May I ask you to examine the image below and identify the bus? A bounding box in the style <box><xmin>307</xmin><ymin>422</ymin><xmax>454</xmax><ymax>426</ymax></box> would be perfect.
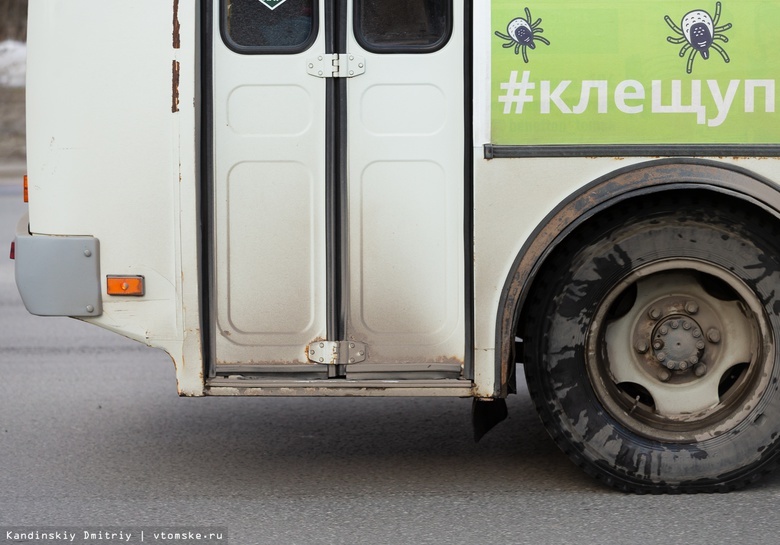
<box><xmin>12</xmin><ymin>0</ymin><xmax>780</xmax><ymax>492</ymax></box>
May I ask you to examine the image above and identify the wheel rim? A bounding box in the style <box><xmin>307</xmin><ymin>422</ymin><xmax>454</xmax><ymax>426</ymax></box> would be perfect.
<box><xmin>586</xmin><ymin>259</ymin><xmax>774</xmax><ymax>443</ymax></box>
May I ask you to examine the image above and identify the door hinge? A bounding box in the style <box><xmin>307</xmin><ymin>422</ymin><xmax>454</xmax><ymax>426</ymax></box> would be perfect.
<box><xmin>307</xmin><ymin>341</ymin><xmax>367</xmax><ymax>364</ymax></box>
<box><xmin>307</xmin><ymin>54</ymin><xmax>366</xmax><ymax>78</ymax></box>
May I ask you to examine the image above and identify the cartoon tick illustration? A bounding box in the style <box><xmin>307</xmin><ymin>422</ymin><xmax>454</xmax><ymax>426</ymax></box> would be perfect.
<box><xmin>665</xmin><ymin>1</ymin><xmax>732</xmax><ymax>74</ymax></box>
<box><xmin>495</xmin><ymin>7</ymin><xmax>550</xmax><ymax>63</ymax></box>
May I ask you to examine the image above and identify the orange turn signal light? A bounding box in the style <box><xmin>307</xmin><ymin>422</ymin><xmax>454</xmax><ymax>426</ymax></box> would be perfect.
<box><xmin>23</xmin><ymin>175</ymin><xmax>28</xmax><ymax>203</ymax></box>
<box><xmin>106</xmin><ymin>275</ymin><xmax>145</xmax><ymax>296</ymax></box>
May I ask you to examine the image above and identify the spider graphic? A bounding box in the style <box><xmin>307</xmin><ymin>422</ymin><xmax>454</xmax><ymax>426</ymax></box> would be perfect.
<box><xmin>495</xmin><ymin>7</ymin><xmax>550</xmax><ymax>63</ymax></box>
<box><xmin>665</xmin><ymin>1</ymin><xmax>732</xmax><ymax>74</ymax></box>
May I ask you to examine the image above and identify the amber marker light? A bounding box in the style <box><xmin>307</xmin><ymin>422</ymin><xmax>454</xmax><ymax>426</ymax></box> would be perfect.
<box><xmin>106</xmin><ymin>275</ymin><xmax>145</xmax><ymax>296</ymax></box>
<box><xmin>23</xmin><ymin>175</ymin><xmax>28</xmax><ymax>203</ymax></box>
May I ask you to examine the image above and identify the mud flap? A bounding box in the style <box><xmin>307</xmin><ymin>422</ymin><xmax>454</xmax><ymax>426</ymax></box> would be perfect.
<box><xmin>472</xmin><ymin>398</ymin><xmax>508</xmax><ymax>442</ymax></box>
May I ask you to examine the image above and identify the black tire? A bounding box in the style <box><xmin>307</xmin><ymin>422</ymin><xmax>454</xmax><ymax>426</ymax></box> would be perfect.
<box><xmin>522</xmin><ymin>195</ymin><xmax>780</xmax><ymax>493</ymax></box>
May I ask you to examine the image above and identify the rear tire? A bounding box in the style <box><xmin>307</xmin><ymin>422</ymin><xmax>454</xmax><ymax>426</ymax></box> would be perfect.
<box><xmin>522</xmin><ymin>196</ymin><xmax>780</xmax><ymax>492</ymax></box>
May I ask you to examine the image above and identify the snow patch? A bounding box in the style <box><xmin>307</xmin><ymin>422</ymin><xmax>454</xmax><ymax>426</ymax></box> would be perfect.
<box><xmin>0</xmin><ymin>40</ymin><xmax>27</xmax><ymax>87</ymax></box>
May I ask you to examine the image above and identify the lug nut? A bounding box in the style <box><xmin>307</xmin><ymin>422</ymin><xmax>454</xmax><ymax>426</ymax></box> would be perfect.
<box><xmin>648</xmin><ymin>308</ymin><xmax>662</xmax><ymax>320</ymax></box>
<box><xmin>685</xmin><ymin>301</ymin><xmax>699</xmax><ymax>314</ymax></box>
<box><xmin>707</xmin><ymin>328</ymin><xmax>721</xmax><ymax>343</ymax></box>
<box><xmin>657</xmin><ymin>369</ymin><xmax>671</xmax><ymax>382</ymax></box>
<box><xmin>694</xmin><ymin>363</ymin><xmax>707</xmax><ymax>377</ymax></box>
<box><xmin>635</xmin><ymin>341</ymin><xmax>649</xmax><ymax>354</ymax></box>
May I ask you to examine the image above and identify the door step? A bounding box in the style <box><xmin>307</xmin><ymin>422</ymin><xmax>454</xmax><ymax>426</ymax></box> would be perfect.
<box><xmin>205</xmin><ymin>376</ymin><xmax>473</xmax><ymax>397</ymax></box>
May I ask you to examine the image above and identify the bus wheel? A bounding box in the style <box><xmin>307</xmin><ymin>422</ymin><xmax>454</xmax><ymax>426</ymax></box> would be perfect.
<box><xmin>522</xmin><ymin>197</ymin><xmax>780</xmax><ymax>492</ymax></box>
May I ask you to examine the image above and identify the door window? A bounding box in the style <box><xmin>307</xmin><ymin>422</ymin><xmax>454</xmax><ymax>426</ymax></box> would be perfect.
<box><xmin>223</xmin><ymin>0</ymin><xmax>317</xmax><ymax>52</ymax></box>
<box><xmin>354</xmin><ymin>0</ymin><xmax>451</xmax><ymax>52</ymax></box>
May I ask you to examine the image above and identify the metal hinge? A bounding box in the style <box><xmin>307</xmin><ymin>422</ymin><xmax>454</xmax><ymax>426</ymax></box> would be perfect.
<box><xmin>307</xmin><ymin>341</ymin><xmax>367</xmax><ymax>364</ymax></box>
<box><xmin>306</xmin><ymin>54</ymin><xmax>366</xmax><ymax>78</ymax></box>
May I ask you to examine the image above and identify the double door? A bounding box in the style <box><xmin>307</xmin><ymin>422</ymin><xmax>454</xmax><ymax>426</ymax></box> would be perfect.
<box><xmin>212</xmin><ymin>0</ymin><xmax>465</xmax><ymax>373</ymax></box>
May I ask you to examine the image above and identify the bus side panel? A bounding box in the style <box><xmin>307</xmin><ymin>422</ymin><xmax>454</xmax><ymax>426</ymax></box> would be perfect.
<box><xmin>24</xmin><ymin>1</ymin><xmax>203</xmax><ymax>393</ymax></box>
<box><xmin>471</xmin><ymin>154</ymin><xmax>780</xmax><ymax>397</ymax></box>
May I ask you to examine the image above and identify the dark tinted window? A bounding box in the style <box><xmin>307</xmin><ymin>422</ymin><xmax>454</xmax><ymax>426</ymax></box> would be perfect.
<box><xmin>224</xmin><ymin>0</ymin><xmax>316</xmax><ymax>51</ymax></box>
<box><xmin>355</xmin><ymin>0</ymin><xmax>451</xmax><ymax>52</ymax></box>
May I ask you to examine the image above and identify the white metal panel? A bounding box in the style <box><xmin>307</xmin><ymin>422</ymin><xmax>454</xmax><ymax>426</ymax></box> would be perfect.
<box><xmin>345</xmin><ymin>8</ymin><xmax>466</xmax><ymax>364</ymax></box>
<box><xmin>224</xmin><ymin>161</ymin><xmax>319</xmax><ymax>336</ymax></box>
<box><xmin>25</xmin><ymin>2</ymin><xmax>189</xmax><ymax>344</ymax></box>
<box><xmin>212</xmin><ymin>1</ymin><xmax>328</xmax><ymax>365</ymax></box>
<box><xmin>25</xmin><ymin>0</ymin><xmax>203</xmax><ymax>393</ymax></box>
<box><xmin>472</xmin><ymin>0</ymin><xmax>492</xmax><ymax>145</ymax></box>
<box><xmin>469</xmin><ymin>155</ymin><xmax>780</xmax><ymax>396</ymax></box>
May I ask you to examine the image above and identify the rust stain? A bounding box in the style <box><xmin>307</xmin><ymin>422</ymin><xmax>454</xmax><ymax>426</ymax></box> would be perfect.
<box><xmin>172</xmin><ymin>0</ymin><xmax>181</xmax><ymax>49</ymax></box>
<box><xmin>171</xmin><ymin>60</ymin><xmax>180</xmax><ymax>113</ymax></box>
<box><xmin>430</xmin><ymin>355</ymin><xmax>465</xmax><ymax>366</ymax></box>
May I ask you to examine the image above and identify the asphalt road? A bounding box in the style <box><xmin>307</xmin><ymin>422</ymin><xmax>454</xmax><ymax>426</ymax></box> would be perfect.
<box><xmin>3</xmin><ymin>165</ymin><xmax>780</xmax><ymax>544</ymax></box>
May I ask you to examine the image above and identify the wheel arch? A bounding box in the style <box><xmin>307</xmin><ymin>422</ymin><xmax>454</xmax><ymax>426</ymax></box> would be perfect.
<box><xmin>495</xmin><ymin>158</ymin><xmax>780</xmax><ymax>397</ymax></box>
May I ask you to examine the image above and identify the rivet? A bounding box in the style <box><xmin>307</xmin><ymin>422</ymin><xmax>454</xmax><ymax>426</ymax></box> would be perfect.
<box><xmin>670</xmin><ymin>320</ymin><xmax>679</xmax><ymax>329</ymax></box>
<box><xmin>679</xmin><ymin>361</ymin><xmax>689</xmax><ymax>371</ymax></box>
<box><xmin>659</xmin><ymin>326</ymin><xmax>669</xmax><ymax>335</ymax></box>
<box><xmin>689</xmin><ymin>355</ymin><xmax>699</xmax><ymax>364</ymax></box>
<box><xmin>349</xmin><ymin>358</ymin><xmax>355</xmax><ymax>363</ymax></box>
<box><xmin>685</xmin><ymin>301</ymin><xmax>699</xmax><ymax>314</ymax></box>
<box><xmin>696</xmin><ymin>340</ymin><xmax>705</xmax><ymax>350</ymax></box>
<box><xmin>692</xmin><ymin>328</ymin><xmax>702</xmax><ymax>338</ymax></box>
<box><xmin>121</xmin><ymin>282</ymin><xmax>129</xmax><ymax>291</ymax></box>
<box><xmin>358</xmin><ymin>351</ymin><xmax>364</xmax><ymax>356</ymax></box>
<box><xmin>86</xmin><ymin>305</ymin><xmax>94</xmax><ymax>313</ymax></box>
<box><xmin>653</xmin><ymin>340</ymin><xmax>664</xmax><ymax>350</ymax></box>
<box><xmin>682</xmin><ymin>320</ymin><xmax>691</xmax><ymax>330</ymax></box>
<box><xmin>349</xmin><ymin>70</ymin><xmax>354</xmax><ymax>75</ymax></box>
<box><xmin>319</xmin><ymin>358</ymin><xmax>324</xmax><ymax>362</ymax></box>
<box><xmin>349</xmin><ymin>343</ymin><xmax>355</xmax><ymax>349</ymax></box>
<box><xmin>310</xmin><ymin>350</ymin><xmax>315</xmax><ymax>355</ymax></box>
<box><xmin>657</xmin><ymin>351</ymin><xmax>667</xmax><ymax>362</ymax></box>
<box><xmin>319</xmin><ymin>342</ymin><xmax>325</xmax><ymax>348</ymax></box>
<box><xmin>308</xmin><ymin>63</ymin><xmax>314</xmax><ymax>68</ymax></box>
<box><xmin>84</xmin><ymin>249</ymin><xmax>92</xmax><ymax>257</ymax></box>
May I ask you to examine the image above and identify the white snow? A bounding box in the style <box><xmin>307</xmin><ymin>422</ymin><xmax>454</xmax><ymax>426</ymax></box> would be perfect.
<box><xmin>0</xmin><ymin>40</ymin><xmax>27</xmax><ymax>87</ymax></box>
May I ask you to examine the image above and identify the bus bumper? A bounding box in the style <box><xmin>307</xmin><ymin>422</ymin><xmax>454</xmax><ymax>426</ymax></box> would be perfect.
<box><xmin>14</xmin><ymin>213</ymin><xmax>103</xmax><ymax>317</ymax></box>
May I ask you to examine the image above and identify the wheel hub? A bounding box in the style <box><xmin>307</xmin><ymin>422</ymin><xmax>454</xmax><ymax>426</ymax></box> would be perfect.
<box><xmin>631</xmin><ymin>295</ymin><xmax>716</xmax><ymax>383</ymax></box>
<box><xmin>652</xmin><ymin>316</ymin><xmax>704</xmax><ymax>371</ymax></box>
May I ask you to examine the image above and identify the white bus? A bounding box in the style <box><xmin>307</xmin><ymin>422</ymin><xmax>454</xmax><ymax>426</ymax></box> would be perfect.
<box><xmin>12</xmin><ymin>0</ymin><xmax>780</xmax><ymax>492</ymax></box>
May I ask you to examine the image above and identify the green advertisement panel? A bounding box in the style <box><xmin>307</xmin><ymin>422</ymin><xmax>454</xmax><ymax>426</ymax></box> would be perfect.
<box><xmin>491</xmin><ymin>1</ymin><xmax>780</xmax><ymax>145</ymax></box>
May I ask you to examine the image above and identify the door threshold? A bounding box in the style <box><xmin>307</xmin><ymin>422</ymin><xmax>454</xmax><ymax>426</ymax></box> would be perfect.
<box><xmin>205</xmin><ymin>376</ymin><xmax>474</xmax><ymax>397</ymax></box>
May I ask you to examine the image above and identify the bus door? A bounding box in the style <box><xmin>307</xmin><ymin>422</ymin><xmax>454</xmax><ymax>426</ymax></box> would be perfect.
<box><xmin>212</xmin><ymin>0</ymin><xmax>465</xmax><ymax>376</ymax></box>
